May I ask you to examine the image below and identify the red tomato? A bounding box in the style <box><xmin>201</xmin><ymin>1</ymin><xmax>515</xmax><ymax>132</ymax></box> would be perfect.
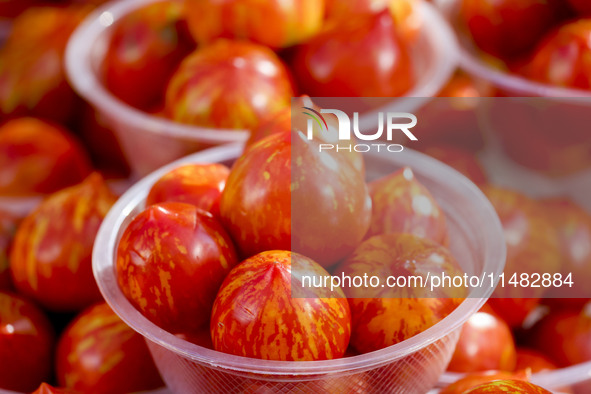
<box><xmin>367</xmin><ymin>167</ymin><xmax>448</xmax><ymax>244</ymax></box>
<box><xmin>175</xmin><ymin>326</ymin><xmax>214</xmax><ymax>349</ymax></box>
<box><xmin>165</xmin><ymin>39</ymin><xmax>294</xmax><ymax>130</ymax></box>
<box><xmin>0</xmin><ymin>0</ymin><xmax>39</xmax><ymax>18</ymax></box>
<box><xmin>0</xmin><ymin>6</ymin><xmax>89</xmax><ymax>123</ymax></box>
<box><xmin>487</xmin><ymin>298</ymin><xmax>540</xmax><ymax>329</ymax></box>
<box><xmin>514</xmin><ymin>348</ymin><xmax>557</xmax><ymax>373</ymax></box>
<box><xmin>335</xmin><ymin>233</ymin><xmax>464</xmax><ymax>354</ymax></box>
<box><xmin>185</xmin><ymin>0</ymin><xmax>324</xmax><ymax>48</ymax></box>
<box><xmin>10</xmin><ymin>173</ymin><xmax>117</xmax><ymax>311</ymax></box>
<box><xmin>527</xmin><ymin>306</ymin><xmax>591</xmax><ymax>367</ymax></box>
<box><xmin>146</xmin><ymin>163</ymin><xmax>230</xmax><ymax>217</ymax></box>
<box><xmin>56</xmin><ymin>303</ymin><xmax>163</xmax><ymax>393</ymax></box>
<box><xmin>116</xmin><ymin>202</ymin><xmax>238</xmax><ymax>333</ymax></box>
<box><xmin>0</xmin><ymin>210</ymin><xmax>17</xmax><ymax>290</ymax></box>
<box><xmin>440</xmin><ymin>370</ymin><xmax>529</xmax><ymax>394</ymax></box>
<box><xmin>324</xmin><ymin>0</ymin><xmax>421</xmax><ymax>42</ymax></box>
<box><xmin>460</xmin><ymin>0</ymin><xmax>562</xmax><ymax>59</ymax></box>
<box><xmin>292</xmin><ymin>10</ymin><xmax>414</xmax><ymax>97</ymax></box>
<box><xmin>0</xmin><ymin>118</ymin><xmax>92</xmax><ymax>196</ymax></box>
<box><xmin>448</xmin><ymin>310</ymin><xmax>517</xmax><ymax>373</ymax></box>
<box><xmin>0</xmin><ymin>291</ymin><xmax>54</xmax><ymax>392</ymax></box>
<box><xmin>568</xmin><ymin>0</ymin><xmax>591</xmax><ymax>15</ymax></box>
<box><xmin>32</xmin><ymin>383</ymin><xmax>79</xmax><ymax>394</ymax></box>
<box><xmin>211</xmin><ymin>250</ymin><xmax>351</xmax><ymax>361</ymax></box>
<box><xmin>465</xmin><ymin>379</ymin><xmax>551</xmax><ymax>393</ymax></box>
<box><xmin>525</xmin><ymin>19</ymin><xmax>591</xmax><ymax>89</ymax></box>
<box><xmin>220</xmin><ymin>132</ymin><xmax>291</xmax><ymax>258</ymax></box>
<box><xmin>420</xmin><ymin>146</ymin><xmax>487</xmax><ymax>185</ymax></box>
<box><xmin>103</xmin><ymin>1</ymin><xmax>195</xmax><ymax>110</ymax></box>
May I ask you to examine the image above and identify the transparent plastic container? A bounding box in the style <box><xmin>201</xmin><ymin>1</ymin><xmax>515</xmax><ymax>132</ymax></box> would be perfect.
<box><xmin>66</xmin><ymin>0</ymin><xmax>458</xmax><ymax>177</ymax></box>
<box><xmin>93</xmin><ymin>143</ymin><xmax>505</xmax><ymax>393</ymax></box>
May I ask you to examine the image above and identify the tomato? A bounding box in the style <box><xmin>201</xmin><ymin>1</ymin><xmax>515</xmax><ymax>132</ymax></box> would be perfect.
<box><xmin>448</xmin><ymin>310</ymin><xmax>517</xmax><ymax>372</ymax></box>
<box><xmin>10</xmin><ymin>173</ymin><xmax>117</xmax><ymax>311</ymax></box>
<box><xmin>0</xmin><ymin>118</ymin><xmax>92</xmax><ymax>196</ymax></box>
<box><xmin>241</xmin><ymin>374</ymin><xmax>369</xmax><ymax>393</ymax></box>
<box><xmin>0</xmin><ymin>210</ymin><xmax>17</xmax><ymax>290</ymax></box>
<box><xmin>0</xmin><ymin>0</ymin><xmax>39</xmax><ymax>18</ymax></box>
<box><xmin>367</xmin><ymin>167</ymin><xmax>448</xmax><ymax>244</ymax></box>
<box><xmin>32</xmin><ymin>383</ymin><xmax>79</xmax><ymax>394</ymax></box>
<box><xmin>246</xmin><ymin>96</ymin><xmax>365</xmax><ymax>176</ymax></box>
<box><xmin>335</xmin><ymin>233</ymin><xmax>464</xmax><ymax>354</ymax></box>
<box><xmin>103</xmin><ymin>1</ymin><xmax>195</xmax><ymax>110</ymax></box>
<box><xmin>117</xmin><ymin>202</ymin><xmax>238</xmax><ymax>333</ymax></box>
<box><xmin>460</xmin><ymin>0</ymin><xmax>562</xmax><ymax>59</ymax></box>
<box><xmin>292</xmin><ymin>10</ymin><xmax>413</xmax><ymax>97</ymax></box>
<box><xmin>514</xmin><ymin>348</ymin><xmax>557</xmax><ymax>373</ymax></box>
<box><xmin>56</xmin><ymin>303</ymin><xmax>163</xmax><ymax>393</ymax></box>
<box><xmin>527</xmin><ymin>306</ymin><xmax>591</xmax><ymax>367</ymax></box>
<box><xmin>420</xmin><ymin>146</ymin><xmax>487</xmax><ymax>185</ymax></box>
<box><xmin>185</xmin><ymin>0</ymin><xmax>323</xmax><ymax>48</ymax></box>
<box><xmin>440</xmin><ymin>370</ymin><xmax>529</xmax><ymax>394</ymax></box>
<box><xmin>165</xmin><ymin>39</ymin><xmax>294</xmax><ymax>130</ymax></box>
<box><xmin>211</xmin><ymin>250</ymin><xmax>351</xmax><ymax>361</ymax></box>
<box><xmin>568</xmin><ymin>0</ymin><xmax>591</xmax><ymax>15</ymax></box>
<box><xmin>325</xmin><ymin>0</ymin><xmax>420</xmax><ymax>42</ymax></box>
<box><xmin>220</xmin><ymin>132</ymin><xmax>291</xmax><ymax>258</ymax></box>
<box><xmin>146</xmin><ymin>163</ymin><xmax>230</xmax><ymax>218</ymax></box>
<box><xmin>465</xmin><ymin>379</ymin><xmax>551</xmax><ymax>393</ymax></box>
<box><xmin>0</xmin><ymin>291</ymin><xmax>54</xmax><ymax>392</ymax></box>
<box><xmin>175</xmin><ymin>326</ymin><xmax>214</xmax><ymax>349</ymax></box>
<box><xmin>0</xmin><ymin>6</ymin><xmax>89</xmax><ymax>123</ymax></box>
<box><xmin>524</xmin><ymin>19</ymin><xmax>591</xmax><ymax>89</ymax></box>
<box><xmin>483</xmin><ymin>186</ymin><xmax>561</xmax><ymax>326</ymax></box>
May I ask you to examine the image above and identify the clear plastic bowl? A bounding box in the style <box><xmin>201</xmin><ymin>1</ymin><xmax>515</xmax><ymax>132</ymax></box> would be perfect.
<box><xmin>65</xmin><ymin>0</ymin><xmax>458</xmax><ymax>177</ymax></box>
<box><xmin>93</xmin><ymin>143</ymin><xmax>505</xmax><ymax>393</ymax></box>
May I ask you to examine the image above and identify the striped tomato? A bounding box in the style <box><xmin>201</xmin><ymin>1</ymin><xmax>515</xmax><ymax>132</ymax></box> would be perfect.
<box><xmin>56</xmin><ymin>303</ymin><xmax>163</xmax><ymax>393</ymax></box>
<box><xmin>116</xmin><ymin>202</ymin><xmax>238</xmax><ymax>333</ymax></box>
<box><xmin>465</xmin><ymin>380</ymin><xmax>550</xmax><ymax>393</ymax></box>
<box><xmin>211</xmin><ymin>250</ymin><xmax>351</xmax><ymax>361</ymax></box>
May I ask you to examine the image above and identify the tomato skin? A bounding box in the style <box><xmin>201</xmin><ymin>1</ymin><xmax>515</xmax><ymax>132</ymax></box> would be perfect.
<box><xmin>220</xmin><ymin>132</ymin><xmax>291</xmax><ymax>258</ymax></box>
<box><xmin>335</xmin><ymin>233</ymin><xmax>464</xmax><ymax>354</ymax></box>
<box><xmin>103</xmin><ymin>1</ymin><xmax>195</xmax><ymax>110</ymax></box>
<box><xmin>146</xmin><ymin>163</ymin><xmax>230</xmax><ymax>217</ymax></box>
<box><xmin>185</xmin><ymin>0</ymin><xmax>324</xmax><ymax>48</ymax></box>
<box><xmin>0</xmin><ymin>291</ymin><xmax>55</xmax><ymax>392</ymax></box>
<box><xmin>568</xmin><ymin>0</ymin><xmax>591</xmax><ymax>15</ymax></box>
<box><xmin>32</xmin><ymin>383</ymin><xmax>79</xmax><ymax>394</ymax></box>
<box><xmin>420</xmin><ymin>146</ymin><xmax>487</xmax><ymax>185</ymax></box>
<box><xmin>0</xmin><ymin>1</ymin><xmax>39</xmax><ymax>18</ymax></box>
<box><xmin>117</xmin><ymin>202</ymin><xmax>238</xmax><ymax>333</ymax></box>
<box><xmin>440</xmin><ymin>370</ymin><xmax>529</xmax><ymax>394</ymax></box>
<box><xmin>465</xmin><ymin>379</ymin><xmax>551</xmax><ymax>394</ymax></box>
<box><xmin>0</xmin><ymin>211</ymin><xmax>17</xmax><ymax>290</ymax></box>
<box><xmin>292</xmin><ymin>10</ymin><xmax>413</xmax><ymax>97</ymax></box>
<box><xmin>211</xmin><ymin>250</ymin><xmax>351</xmax><ymax>361</ymax></box>
<box><xmin>447</xmin><ymin>310</ymin><xmax>517</xmax><ymax>373</ymax></box>
<box><xmin>10</xmin><ymin>173</ymin><xmax>116</xmax><ymax>311</ymax></box>
<box><xmin>524</xmin><ymin>19</ymin><xmax>591</xmax><ymax>89</ymax></box>
<box><xmin>514</xmin><ymin>348</ymin><xmax>557</xmax><ymax>373</ymax></box>
<box><xmin>367</xmin><ymin>167</ymin><xmax>448</xmax><ymax>244</ymax></box>
<box><xmin>164</xmin><ymin>39</ymin><xmax>294</xmax><ymax>130</ymax></box>
<box><xmin>460</xmin><ymin>0</ymin><xmax>561</xmax><ymax>59</ymax></box>
<box><xmin>56</xmin><ymin>303</ymin><xmax>163</xmax><ymax>393</ymax></box>
<box><xmin>0</xmin><ymin>6</ymin><xmax>88</xmax><ymax>123</ymax></box>
<box><xmin>0</xmin><ymin>118</ymin><xmax>92</xmax><ymax>196</ymax></box>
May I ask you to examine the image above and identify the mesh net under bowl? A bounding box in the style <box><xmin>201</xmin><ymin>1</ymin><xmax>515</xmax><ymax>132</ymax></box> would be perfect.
<box><xmin>93</xmin><ymin>143</ymin><xmax>505</xmax><ymax>393</ymax></box>
<box><xmin>65</xmin><ymin>0</ymin><xmax>458</xmax><ymax>177</ymax></box>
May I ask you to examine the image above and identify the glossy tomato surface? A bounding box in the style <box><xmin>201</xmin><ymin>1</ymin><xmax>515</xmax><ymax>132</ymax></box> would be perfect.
<box><xmin>335</xmin><ymin>233</ymin><xmax>464</xmax><ymax>354</ymax></box>
<box><xmin>525</xmin><ymin>19</ymin><xmax>591</xmax><ymax>89</ymax></box>
<box><xmin>292</xmin><ymin>10</ymin><xmax>413</xmax><ymax>97</ymax></box>
<box><xmin>460</xmin><ymin>0</ymin><xmax>562</xmax><ymax>59</ymax></box>
<box><xmin>514</xmin><ymin>348</ymin><xmax>557</xmax><ymax>373</ymax></box>
<box><xmin>0</xmin><ymin>291</ymin><xmax>54</xmax><ymax>392</ymax></box>
<box><xmin>367</xmin><ymin>167</ymin><xmax>448</xmax><ymax>244</ymax></box>
<box><xmin>464</xmin><ymin>379</ymin><xmax>551</xmax><ymax>394</ymax></box>
<box><xmin>116</xmin><ymin>202</ymin><xmax>238</xmax><ymax>333</ymax></box>
<box><xmin>447</xmin><ymin>310</ymin><xmax>517</xmax><ymax>372</ymax></box>
<box><xmin>56</xmin><ymin>303</ymin><xmax>163</xmax><ymax>393</ymax></box>
<box><xmin>185</xmin><ymin>0</ymin><xmax>324</xmax><ymax>48</ymax></box>
<box><xmin>165</xmin><ymin>39</ymin><xmax>294</xmax><ymax>130</ymax></box>
<box><xmin>0</xmin><ymin>6</ymin><xmax>88</xmax><ymax>123</ymax></box>
<box><xmin>211</xmin><ymin>250</ymin><xmax>351</xmax><ymax>361</ymax></box>
<box><xmin>10</xmin><ymin>173</ymin><xmax>117</xmax><ymax>311</ymax></box>
<box><xmin>0</xmin><ymin>118</ymin><xmax>91</xmax><ymax>196</ymax></box>
<box><xmin>146</xmin><ymin>163</ymin><xmax>230</xmax><ymax>216</ymax></box>
<box><xmin>440</xmin><ymin>370</ymin><xmax>529</xmax><ymax>394</ymax></box>
<box><xmin>103</xmin><ymin>1</ymin><xmax>195</xmax><ymax>110</ymax></box>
